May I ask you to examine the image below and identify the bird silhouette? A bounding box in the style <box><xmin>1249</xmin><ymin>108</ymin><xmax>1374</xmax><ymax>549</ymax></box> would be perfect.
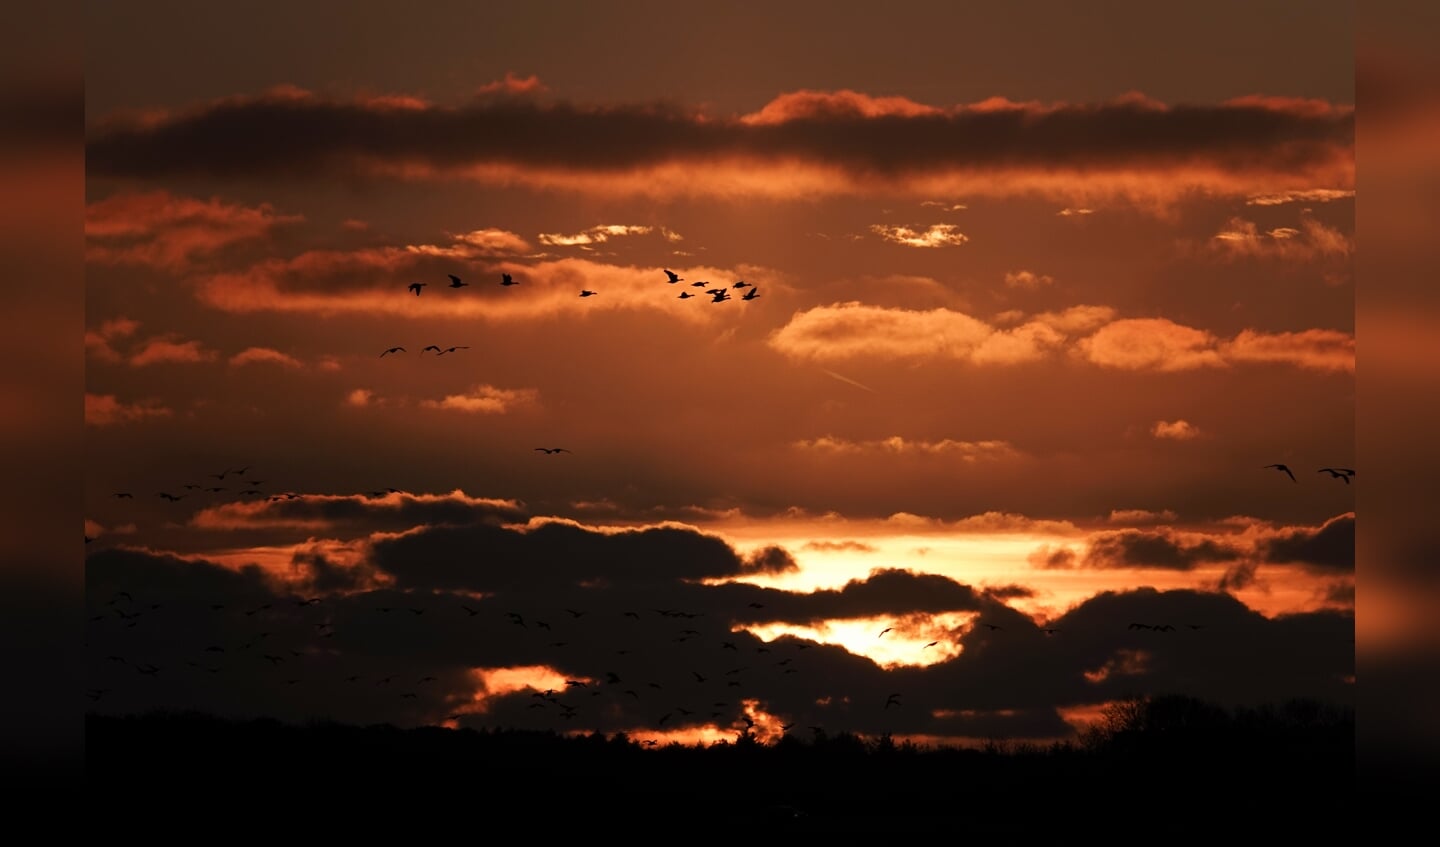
<box><xmin>157</xmin><ymin>492</ymin><xmax>183</xmax><ymax>501</ymax></box>
<box><xmin>579</xmin><ymin>290</ymin><xmax>597</xmax><ymax>297</ymax></box>
<box><xmin>501</xmin><ymin>273</ymin><xmax>517</xmax><ymax>286</ymax></box>
<box><xmin>678</xmin><ymin>291</ymin><xmax>694</xmax><ymax>299</ymax></box>
<box><xmin>742</xmin><ymin>287</ymin><xmax>759</xmax><ymax>301</ymax></box>
<box><xmin>709</xmin><ymin>290</ymin><xmax>731</xmax><ymax>302</ymax></box>
<box><xmin>664</xmin><ymin>269</ymin><xmax>683</xmax><ymax>283</ymax></box>
<box><xmin>923</xmin><ymin>640</ymin><xmax>939</xmax><ymax>648</ymax></box>
<box><xmin>421</xmin><ymin>345</ymin><xmax>442</xmax><ymax>354</ymax></box>
<box><xmin>885</xmin><ymin>693</ymin><xmax>902</xmax><ymax>709</ymax></box>
<box><xmin>1265</xmin><ymin>463</ymin><xmax>1297</xmax><ymax>482</ymax></box>
<box><xmin>447</xmin><ymin>274</ymin><xmax>468</xmax><ymax>288</ymax></box>
<box><xmin>733</xmin><ymin>281</ymin><xmax>750</xmax><ymax>289</ymax></box>
<box><xmin>380</xmin><ymin>347</ymin><xmax>406</xmax><ymax>357</ymax></box>
<box><xmin>1318</xmin><ymin>467</ymin><xmax>1355</xmax><ymax>483</ymax></box>
<box><xmin>437</xmin><ymin>346</ymin><xmax>470</xmax><ymax>355</ymax></box>
<box><xmin>535</xmin><ymin>447</ymin><xmax>570</xmax><ymax>454</ymax></box>
<box><xmin>408</xmin><ymin>282</ymin><xmax>426</xmax><ymax>296</ymax></box>
<box><xmin>113</xmin><ymin>492</ymin><xmax>132</xmax><ymax>499</ymax></box>
<box><xmin>878</xmin><ymin>627</ymin><xmax>893</xmax><ymax>638</ymax></box>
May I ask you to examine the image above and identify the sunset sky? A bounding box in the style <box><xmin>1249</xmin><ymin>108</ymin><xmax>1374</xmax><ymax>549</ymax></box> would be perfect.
<box><xmin>83</xmin><ymin>1</ymin><xmax>1355</xmax><ymax>747</ymax></box>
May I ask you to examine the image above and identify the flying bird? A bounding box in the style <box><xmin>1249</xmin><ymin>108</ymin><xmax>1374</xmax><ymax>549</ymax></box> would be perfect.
<box><xmin>1264</xmin><ymin>463</ymin><xmax>1297</xmax><ymax>482</ymax></box>
<box><xmin>878</xmin><ymin>627</ymin><xmax>893</xmax><ymax>638</ymax></box>
<box><xmin>885</xmin><ymin>693</ymin><xmax>902</xmax><ymax>709</ymax></box>
<box><xmin>408</xmin><ymin>282</ymin><xmax>426</xmax><ymax>296</ymax></box>
<box><xmin>380</xmin><ymin>347</ymin><xmax>406</xmax><ymax>357</ymax></box>
<box><xmin>678</xmin><ymin>291</ymin><xmax>694</xmax><ymax>299</ymax></box>
<box><xmin>157</xmin><ymin>492</ymin><xmax>183</xmax><ymax>501</ymax></box>
<box><xmin>1318</xmin><ymin>467</ymin><xmax>1356</xmax><ymax>483</ymax></box>
<box><xmin>447</xmin><ymin>274</ymin><xmax>468</xmax><ymax>288</ymax></box>
<box><xmin>421</xmin><ymin>345</ymin><xmax>442</xmax><ymax>354</ymax></box>
<box><xmin>664</xmin><ymin>269</ymin><xmax>682</xmax><ymax>283</ymax></box>
<box><xmin>923</xmin><ymin>641</ymin><xmax>939</xmax><ymax>649</ymax></box>
<box><xmin>733</xmin><ymin>281</ymin><xmax>750</xmax><ymax>289</ymax></box>
<box><xmin>535</xmin><ymin>447</ymin><xmax>570</xmax><ymax>454</ymax></box>
<box><xmin>113</xmin><ymin>492</ymin><xmax>132</xmax><ymax>499</ymax></box>
<box><xmin>742</xmin><ymin>287</ymin><xmax>759</xmax><ymax>301</ymax></box>
<box><xmin>437</xmin><ymin>346</ymin><xmax>470</xmax><ymax>355</ymax></box>
<box><xmin>579</xmin><ymin>290</ymin><xmax>597</xmax><ymax>297</ymax></box>
<box><xmin>501</xmin><ymin>273</ymin><xmax>518</xmax><ymax>286</ymax></box>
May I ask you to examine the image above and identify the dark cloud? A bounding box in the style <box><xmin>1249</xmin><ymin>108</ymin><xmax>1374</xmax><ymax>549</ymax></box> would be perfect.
<box><xmin>87</xmin><ymin>89</ymin><xmax>1353</xmax><ymax>189</ymax></box>
<box><xmin>740</xmin><ymin>545</ymin><xmax>801</xmax><ymax>575</ymax></box>
<box><xmin>368</xmin><ymin>519</ymin><xmax>755</xmax><ymax>591</ymax></box>
<box><xmin>983</xmin><ymin>584</ymin><xmax>1037</xmax><ymax>600</ymax></box>
<box><xmin>85</xmin><ymin>550</ymin><xmax>1353</xmax><ymax>741</ymax></box>
<box><xmin>1261</xmin><ymin>513</ymin><xmax>1354</xmax><ymax>572</ymax></box>
<box><xmin>1082</xmin><ymin>529</ymin><xmax>1245</xmax><ymax>570</ymax></box>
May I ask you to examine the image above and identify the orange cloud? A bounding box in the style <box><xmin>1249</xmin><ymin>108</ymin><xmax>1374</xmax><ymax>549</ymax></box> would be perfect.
<box><xmin>127</xmin><ymin>334</ymin><xmax>217</xmax><ymax>366</ymax></box>
<box><xmin>1208</xmin><ymin>216</ymin><xmax>1352</xmax><ymax>261</ymax></box>
<box><xmin>870</xmin><ymin>223</ymin><xmax>968</xmax><ymax>248</ymax></box>
<box><xmin>1219</xmin><ymin>329</ymin><xmax>1355</xmax><ymax>373</ymax></box>
<box><xmin>421</xmin><ymin>385</ymin><xmax>539</xmax><ymax>414</ymax></box>
<box><xmin>85</xmin><ymin>191</ymin><xmax>302</xmax><ymax>270</ymax></box>
<box><xmin>767</xmin><ymin>303</ymin><xmax>994</xmax><ymax>362</ymax></box>
<box><xmin>1004</xmin><ymin>270</ymin><xmax>1053</xmax><ymax>289</ymax></box>
<box><xmin>739</xmin><ymin>89</ymin><xmax>946</xmax><ymax>124</ymax></box>
<box><xmin>1074</xmin><ymin>319</ymin><xmax>1226</xmax><ymax>371</ymax></box>
<box><xmin>84</xmin><ymin>393</ymin><xmax>172</xmax><ymax>426</ymax></box>
<box><xmin>774</xmin><ymin>305</ymin><xmax>1353</xmax><ymax>374</ymax></box>
<box><xmin>228</xmin><ymin>347</ymin><xmax>302</xmax><ymax>368</ymax></box>
<box><xmin>794</xmin><ymin>436</ymin><xmax>1019</xmax><ymax>462</ymax></box>
<box><xmin>449</xmin><ymin>228</ymin><xmax>532</xmax><ymax>255</ymax></box>
<box><xmin>1245</xmin><ymin>188</ymin><xmax>1355</xmax><ymax>206</ymax></box>
<box><xmin>1151</xmin><ymin>420</ymin><xmax>1201</xmax><ymax>440</ymax></box>
<box><xmin>536</xmin><ymin>224</ymin><xmax>660</xmax><ymax>247</ymax></box>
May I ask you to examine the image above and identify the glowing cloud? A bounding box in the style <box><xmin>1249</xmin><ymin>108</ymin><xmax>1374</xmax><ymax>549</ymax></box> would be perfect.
<box><xmin>229</xmin><ymin>347</ymin><xmax>302</xmax><ymax>368</ymax></box>
<box><xmin>870</xmin><ymin>223</ymin><xmax>969</xmax><ymax>248</ymax></box>
<box><xmin>422</xmin><ymin>385</ymin><xmax>539</xmax><ymax>414</ymax></box>
<box><xmin>1151</xmin><ymin>420</ymin><xmax>1201</xmax><ymax>440</ymax></box>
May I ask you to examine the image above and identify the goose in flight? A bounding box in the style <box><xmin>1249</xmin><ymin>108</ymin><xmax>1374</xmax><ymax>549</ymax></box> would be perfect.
<box><xmin>878</xmin><ymin>627</ymin><xmax>893</xmax><ymax>638</ymax></box>
<box><xmin>447</xmin><ymin>274</ymin><xmax>468</xmax><ymax>288</ymax></box>
<box><xmin>380</xmin><ymin>346</ymin><xmax>406</xmax><ymax>357</ymax></box>
<box><xmin>437</xmin><ymin>346</ymin><xmax>469</xmax><ymax>355</ymax></box>
<box><xmin>501</xmin><ymin>273</ymin><xmax>518</xmax><ymax>286</ymax></box>
<box><xmin>113</xmin><ymin>492</ymin><xmax>132</xmax><ymax>499</ymax></box>
<box><xmin>535</xmin><ymin>447</ymin><xmax>570</xmax><ymax>454</ymax></box>
<box><xmin>678</xmin><ymin>291</ymin><xmax>694</xmax><ymax>299</ymax></box>
<box><xmin>1318</xmin><ymin>467</ymin><xmax>1355</xmax><ymax>483</ymax></box>
<box><xmin>421</xmin><ymin>345</ymin><xmax>442</xmax><ymax>354</ymax></box>
<box><xmin>157</xmin><ymin>492</ymin><xmax>183</xmax><ymax>501</ymax></box>
<box><xmin>742</xmin><ymin>287</ymin><xmax>759</xmax><ymax>301</ymax></box>
<box><xmin>923</xmin><ymin>641</ymin><xmax>939</xmax><ymax>648</ymax></box>
<box><xmin>885</xmin><ymin>693</ymin><xmax>902</xmax><ymax>709</ymax></box>
<box><xmin>1264</xmin><ymin>463</ymin><xmax>1296</xmax><ymax>482</ymax></box>
<box><xmin>408</xmin><ymin>282</ymin><xmax>426</xmax><ymax>296</ymax></box>
<box><xmin>733</xmin><ymin>281</ymin><xmax>751</xmax><ymax>289</ymax></box>
<box><xmin>579</xmin><ymin>290</ymin><xmax>597</xmax><ymax>297</ymax></box>
<box><xmin>664</xmin><ymin>269</ymin><xmax>682</xmax><ymax>283</ymax></box>
<box><xmin>709</xmin><ymin>290</ymin><xmax>731</xmax><ymax>303</ymax></box>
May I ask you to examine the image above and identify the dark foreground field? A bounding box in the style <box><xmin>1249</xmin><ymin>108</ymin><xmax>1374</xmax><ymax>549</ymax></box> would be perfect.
<box><xmin>87</xmin><ymin>695</ymin><xmax>1355</xmax><ymax>835</ymax></box>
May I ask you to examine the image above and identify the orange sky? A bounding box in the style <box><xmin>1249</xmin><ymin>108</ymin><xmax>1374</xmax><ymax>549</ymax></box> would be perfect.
<box><xmin>81</xmin><ymin>1</ymin><xmax>1354</xmax><ymax>746</ymax></box>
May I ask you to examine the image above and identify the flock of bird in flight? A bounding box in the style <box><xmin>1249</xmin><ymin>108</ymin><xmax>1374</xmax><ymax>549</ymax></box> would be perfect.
<box><xmin>385</xmin><ymin>269</ymin><xmax>758</xmax><ymax>357</ymax></box>
<box><xmin>1265</xmin><ymin>464</ymin><xmax>1356</xmax><ymax>485</ymax></box>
